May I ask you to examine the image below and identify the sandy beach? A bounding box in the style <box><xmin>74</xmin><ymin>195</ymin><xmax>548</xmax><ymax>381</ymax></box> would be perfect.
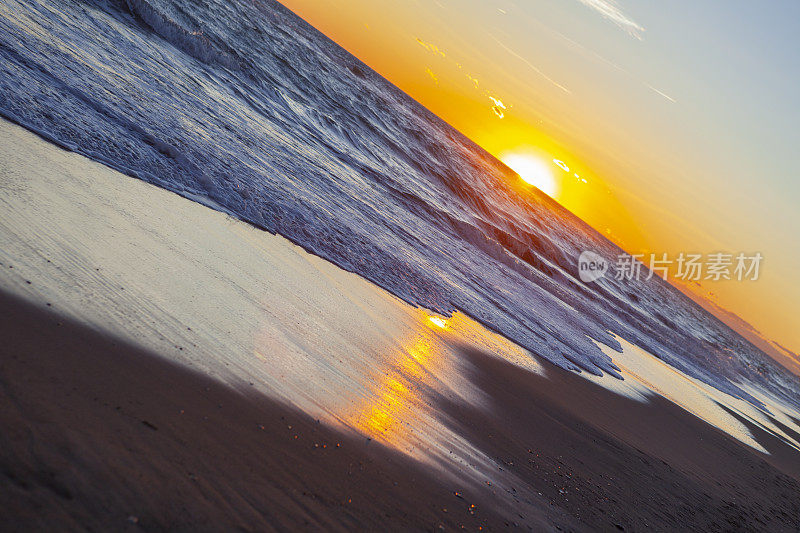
<box><xmin>2</xmin><ymin>120</ymin><xmax>800</xmax><ymax>531</ymax></box>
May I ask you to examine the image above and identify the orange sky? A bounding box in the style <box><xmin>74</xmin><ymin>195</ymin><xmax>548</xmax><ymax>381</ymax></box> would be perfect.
<box><xmin>280</xmin><ymin>0</ymin><xmax>800</xmax><ymax>355</ymax></box>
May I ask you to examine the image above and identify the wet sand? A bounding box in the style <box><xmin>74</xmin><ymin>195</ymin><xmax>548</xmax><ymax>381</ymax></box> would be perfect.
<box><xmin>3</xmin><ymin>291</ymin><xmax>800</xmax><ymax>531</ymax></box>
<box><xmin>446</xmin><ymin>346</ymin><xmax>800</xmax><ymax>531</ymax></box>
<box><xmin>2</xmin><ymin>119</ymin><xmax>800</xmax><ymax>530</ymax></box>
<box><xmin>0</xmin><ymin>291</ymin><xmax>566</xmax><ymax>531</ymax></box>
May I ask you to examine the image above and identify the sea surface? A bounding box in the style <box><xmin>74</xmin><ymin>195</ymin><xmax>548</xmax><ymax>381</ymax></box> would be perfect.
<box><xmin>0</xmin><ymin>0</ymin><xmax>798</xmax><ymax>410</ymax></box>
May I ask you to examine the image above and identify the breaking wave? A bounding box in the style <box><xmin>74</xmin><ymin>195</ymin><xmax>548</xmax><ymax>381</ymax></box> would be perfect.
<box><xmin>0</xmin><ymin>0</ymin><xmax>798</xmax><ymax>411</ymax></box>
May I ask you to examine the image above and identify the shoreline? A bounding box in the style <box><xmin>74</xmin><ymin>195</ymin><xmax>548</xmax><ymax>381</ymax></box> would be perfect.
<box><xmin>2</xmin><ymin>119</ymin><xmax>800</xmax><ymax>530</ymax></box>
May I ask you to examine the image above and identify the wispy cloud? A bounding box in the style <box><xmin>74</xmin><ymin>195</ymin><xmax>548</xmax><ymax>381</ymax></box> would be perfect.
<box><xmin>516</xmin><ymin>15</ymin><xmax>674</xmax><ymax>102</ymax></box>
<box><xmin>575</xmin><ymin>0</ymin><xmax>645</xmax><ymax>39</ymax></box>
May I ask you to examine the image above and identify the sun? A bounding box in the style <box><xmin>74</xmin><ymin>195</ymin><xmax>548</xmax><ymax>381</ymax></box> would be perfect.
<box><xmin>502</xmin><ymin>153</ymin><xmax>559</xmax><ymax>198</ymax></box>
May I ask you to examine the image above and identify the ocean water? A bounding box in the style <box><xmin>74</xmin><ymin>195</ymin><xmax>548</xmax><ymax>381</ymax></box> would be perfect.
<box><xmin>0</xmin><ymin>0</ymin><xmax>797</xmax><ymax>410</ymax></box>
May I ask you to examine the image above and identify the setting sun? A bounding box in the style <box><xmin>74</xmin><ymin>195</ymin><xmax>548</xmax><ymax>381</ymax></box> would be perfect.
<box><xmin>502</xmin><ymin>153</ymin><xmax>559</xmax><ymax>198</ymax></box>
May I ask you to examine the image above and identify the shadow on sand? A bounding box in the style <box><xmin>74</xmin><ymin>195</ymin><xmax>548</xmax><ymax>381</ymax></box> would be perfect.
<box><xmin>440</xmin><ymin>344</ymin><xmax>800</xmax><ymax>531</ymax></box>
<box><xmin>0</xmin><ymin>290</ymin><xmax>544</xmax><ymax>531</ymax></box>
<box><xmin>2</xmin><ymin>287</ymin><xmax>799</xmax><ymax>531</ymax></box>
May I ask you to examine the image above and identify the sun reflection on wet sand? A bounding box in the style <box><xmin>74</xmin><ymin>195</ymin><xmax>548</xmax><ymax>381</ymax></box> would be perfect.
<box><xmin>252</xmin><ymin>300</ymin><xmax>545</xmax><ymax>482</ymax></box>
<box><xmin>337</xmin><ymin>310</ymin><xmax>549</xmax><ymax>476</ymax></box>
<box><xmin>428</xmin><ymin>315</ymin><xmax>448</xmax><ymax>329</ymax></box>
<box><xmin>351</xmin><ymin>331</ymin><xmax>438</xmax><ymax>444</ymax></box>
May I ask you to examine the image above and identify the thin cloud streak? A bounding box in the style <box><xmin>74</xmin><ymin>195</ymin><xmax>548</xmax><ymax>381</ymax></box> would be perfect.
<box><xmin>489</xmin><ymin>35</ymin><xmax>572</xmax><ymax>94</ymax></box>
<box><xmin>511</xmin><ymin>12</ymin><xmax>675</xmax><ymax>103</ymax></box>
<box><xmin>644</xmin><ymin>82</ymin><xmax>677</xmax><ymax>103</ymax></box>
<box><xmin>575</xmin><ymin>0</ymin><xmax>645</xmax><ymax>39</ymax></box>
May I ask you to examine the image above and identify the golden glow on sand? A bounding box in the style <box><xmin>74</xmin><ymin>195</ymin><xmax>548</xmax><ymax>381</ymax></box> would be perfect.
<box><xmin>502</xmin><ymin>153</ymin><xmax>559</xmax><ymax>198</ymax></box>
<box><xmin>427</xmin><ymin>316</ymin><xmax>448</xmax><ymax>329</ymax></box>
<box><xmin>348</xmin><ymin>311</ymin><xmax>544</xmax><ymax>450</ymax></box>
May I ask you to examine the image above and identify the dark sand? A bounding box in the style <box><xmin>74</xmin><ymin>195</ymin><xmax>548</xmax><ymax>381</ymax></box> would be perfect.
<box><xmin>2</xmin><ymin>289</ymin><xmax>799</xmax><ymax>531</ymax></box>
<box><xmin>0</xmin><ymin>291</ymin><xmax>570</xmax><ymax>532</ymax></box>
<box><xmin>444</xmin><ymin>347</ymin><xmax>800</xmax><ymax>531</ymax></box>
